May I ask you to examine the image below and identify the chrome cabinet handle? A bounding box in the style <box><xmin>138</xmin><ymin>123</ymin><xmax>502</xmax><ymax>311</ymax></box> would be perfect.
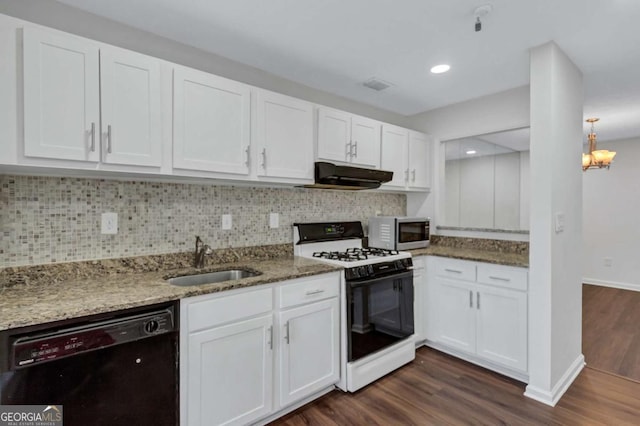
<box><xmin>469</xmin><ymin>290</ymin><xmax>473</xmax><ymax>308</ymax></box>
<box><xmin>106</xmin><ymin>124</ymin><xmax>112</xmax><ymax>154</ymax></box>
<box><xmin>353</xmin><ymin>140</ymin><xmax>358</xmax><ymax>158</ymax></box>
<box><xmin>477</xmin><ymin>292</ymin><xmax>480</xmax><ymax>309</ymax></box>
<box><xmin>346</xmin><ymin>141</ymin><xmax>353</xmax><ymax>159</ymax></box>
<box><xmin>444</xmin><ymin>268</ymin><xmax>463</xmax><ymax>274</ymax></box>
<box><xmin>261</xmin><ymin>148</ymin><xmax>267</xmax><ymax>169</ymax></box>
<box><xmin>245</xmin><ymin>146</ymin><xmax>251</xmax><ymax>167</ymax></box>
<box><xmin>89</xmin><ymin>122</ymin><xmax>96</xmax><ymax>152</ymax></box>
<box><xmin>284</xmin><ymin>322</ymin><xmax>290</xmax><ymax>344</ymax></box>
<box><xmin>306</xmin><ymin>289</ymin><xmax>324</xmax><ymax>296</ymax></box>
<box><xmin>488</xmin><ymin>275</ymin><xmax>511</xmax><ymax>282</ymax></box>
<box><xmin>268</xmin><ymin>325</ymin><xmax>273</xmax><ymax>350</ymax></box>
<box><xmin>404</xmin><ymin>169</ymin><xmax>409</xmax><ymax>182</ymax></box>
<box><xmin>411</xmin><ymin>169</ymin><xmax>416</xmax><ymax>182</ymax></box>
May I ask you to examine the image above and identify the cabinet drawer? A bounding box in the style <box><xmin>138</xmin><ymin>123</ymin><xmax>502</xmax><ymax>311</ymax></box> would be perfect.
<box><xmin>187</xmin><ymin>287</ymin><xmax>273</xmax><ymax>332</ymax></box>
<box><xmin>477</xmin><ymin>264</ymin><xmax>528</xmax><ymax>291</ymax></box>
<box><xmin>432</xmin><ymin>257</ymin><xmax>476</xmax><ymax>282</ymax></box>
<box><xmin>279</xmin><ymin>273</ymin><xmax>340</xmax><ymax>309</ymax></box>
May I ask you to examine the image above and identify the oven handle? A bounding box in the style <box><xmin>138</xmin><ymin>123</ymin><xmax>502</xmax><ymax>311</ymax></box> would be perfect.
<box><xmin>348</xmin><ymin>270</ymin><xmax>413</xmax><ymax>288</ymax></box>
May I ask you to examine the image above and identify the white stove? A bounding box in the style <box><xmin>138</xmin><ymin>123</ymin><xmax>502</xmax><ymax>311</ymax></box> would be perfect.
<box><xmin>293</xmin><ymin>221</ymin><xmax>416</xmax><ymax>392</ymax></box>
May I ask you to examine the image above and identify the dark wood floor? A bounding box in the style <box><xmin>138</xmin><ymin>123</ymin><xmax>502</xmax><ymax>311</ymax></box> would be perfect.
<box><xmin>270</xmin><ymin>347</ymin><xmax>640</xmax><ymax>425</ymax></box>
<box><xmin>583</xmin><ymin>284</ymin><xmax>640</xmax><ymax>382</ymax></box>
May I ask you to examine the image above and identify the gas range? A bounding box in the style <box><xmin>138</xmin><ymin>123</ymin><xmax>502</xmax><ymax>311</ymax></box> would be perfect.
<box><xmin>293</xmin><ymin>221</ymin><xmax>412</xmax><ymax>270</ymax></box>
<box><xmin>293</xmin><ymin>221</ymin><xmax>416</xmax><ymax>393</ymax></box>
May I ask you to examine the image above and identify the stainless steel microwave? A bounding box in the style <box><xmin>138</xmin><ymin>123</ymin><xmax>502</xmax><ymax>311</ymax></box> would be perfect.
<box><xmin>368</xmin><ymin>217</ymin><xmax>430</xmax><ymax>250</ymax></box>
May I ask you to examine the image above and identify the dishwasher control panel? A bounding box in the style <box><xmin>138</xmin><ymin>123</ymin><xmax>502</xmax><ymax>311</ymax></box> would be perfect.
<box><xmin>10</xmin><ymin>308</ymin><xmax>175</xmax><ymax>369</ymax></box>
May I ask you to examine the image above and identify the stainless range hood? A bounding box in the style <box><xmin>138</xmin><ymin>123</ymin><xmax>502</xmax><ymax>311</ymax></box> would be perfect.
<box><xmin>303</xmin><ymin>162</ymin><xmax>393</xmax><ymax>190</ymax></box>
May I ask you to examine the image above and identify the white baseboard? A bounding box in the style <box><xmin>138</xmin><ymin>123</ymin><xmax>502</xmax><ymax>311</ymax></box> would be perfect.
<box><xmin>524</xmin><ymin>353</ymin><xmax>585</xmax><ymax>407</ymax></box>
<box><xmin>583</xmin><ymin>277</ymin><xmax>640</xmax><ymax>292</ymax></box>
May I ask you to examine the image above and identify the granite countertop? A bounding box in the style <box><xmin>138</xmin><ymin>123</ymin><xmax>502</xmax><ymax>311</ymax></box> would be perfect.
<box><xmin>0</xmin><ymin>256</ymin><xmax>340</xmax><ymax>331</ymax></box>
<box><xmin>410</xmin><ymin>245</ymin><xmax>529</xmax><ymax>267</ymax></box>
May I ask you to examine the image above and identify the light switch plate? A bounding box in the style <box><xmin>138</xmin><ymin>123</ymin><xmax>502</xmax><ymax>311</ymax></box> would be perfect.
<box><xmin>554</xmin><ymin>212</ymin><xmax>565</xmax><ymax>233</ymax></box>
<box><xmin>222</xmin><ymin>214</ymin><xmax>232</xmax><ymax>230</ymax></box>
<box><xmin>269</xmin><ymin>213</ymin><xmax>279</xmax><ymax>229</ymax></box>
<box><xmin>101</xmin><ymin>212</ymin><xmax>118</xmax><ymax>235</ymax></box>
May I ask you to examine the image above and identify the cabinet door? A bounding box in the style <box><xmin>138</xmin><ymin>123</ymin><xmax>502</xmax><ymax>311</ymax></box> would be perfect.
<box><xmin>256</xmin><ymin>90</ymin><xmax>314</xmax><ymax>181</ymax></box>
<box><xmin>186</xmin><ymin>315</ymin><xmax>273</xmax><ymax>426</ymax></box>
<box><xmin>412</xmin><ymin>256</ymin><xmax>426</xmax><ymax>343</ymax></box>
<box><xmin>380</xmin><ymin>125</ymin><xmax>408</xmax><ymax>188</ymax></box>
<box><xmin>433</xmin><ymin>277</ymin><xmax>476</xmax><ymax>355</ymax></box>
<box><xmin>317</xmin><ymin>107</ymin><xmax>352</xmax><ymax>164</ymax></box>
<box><xmin>23</xmin><ymin>27</ymin><xmax>100</xmax><ymax>162</ymax></box>
<box><xmin>408</xmin><ymin>131</ymin><xmax>431</xmax><ymax>190</ymax></box>
<box><xmin>350</xmin><ymin>115</ymin><xmax>381</xmax><ymax>169</ymax></box>
<box><xmin>475</xmin><ymin>284</ymin><xmax>528</xmax><ymax>372</ymax></box>
<box><xmin>279</xmin><ymin>298</ymin><xmax>339</xmax><ymax>408</ymax></box>
<box><xmin>173</xmin><ymin>66</ymin><xmax>250</xmax><ymax>175</ymax></box>
<box><xmin>100</xmin><ymin>47</ymin><xmax>162</xmax><ymax>167</ymax></box>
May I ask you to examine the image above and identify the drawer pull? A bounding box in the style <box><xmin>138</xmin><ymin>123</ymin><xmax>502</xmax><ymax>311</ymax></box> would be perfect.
<box><xmin>306</xmin><ymin>289</ymin><xmax>325</xmax><ymax>296</ymax></box>
<box><xmin>469</xmin><ymin>290</ymin><xmax>473</xmax><ymax>308</ymax></box>
<box><xmin>488</xmin><ymin>275</ymin><xmax>511</xmax><ymax>282</ymax></box>
<box><xmin>444</xmin><ymin>268</ymin><xmax>463</xmax><ymax>274</ymax></box>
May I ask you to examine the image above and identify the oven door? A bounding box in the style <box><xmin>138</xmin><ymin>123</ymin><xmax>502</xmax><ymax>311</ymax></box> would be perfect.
<box><xmin>347</xmin><ymin>270</ymin><xmax>414</xmax><ymax>362</ymax></box>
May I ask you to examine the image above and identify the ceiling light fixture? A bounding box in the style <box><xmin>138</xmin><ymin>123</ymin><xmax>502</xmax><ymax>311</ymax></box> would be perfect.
<box><xmin>430</xmin><ymin>64</ymin><xmax>450</xmax><ymax>74</ymax></box>
<box><xmin>582</xmin><ymin>118</ymin><xmax>616</xmax><ymax>171</ymax></box>
<box><xmin>466</xmin><ymin>150</ymin><xmax>477</xmax><ymax>155</ymax></box>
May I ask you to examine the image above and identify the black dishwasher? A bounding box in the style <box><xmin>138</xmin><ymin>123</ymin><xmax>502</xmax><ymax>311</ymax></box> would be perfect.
<box><xmin>0</xmin><ymin>301</ymin><xmax>178</xmax><ymax>426</ymax></box>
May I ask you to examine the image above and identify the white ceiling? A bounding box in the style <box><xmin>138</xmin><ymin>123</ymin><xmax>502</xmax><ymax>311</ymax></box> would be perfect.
<box><xmin>57</xmin><ymin>0</ymin><xmax>640</xmax><ymax>142</ymax></box>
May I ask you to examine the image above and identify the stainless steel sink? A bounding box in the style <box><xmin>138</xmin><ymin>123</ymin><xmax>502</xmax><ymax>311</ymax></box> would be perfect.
<box><xmin>167</xmin><ymin>269</ymin><xmax>261</xmax><ymax>286</ymax></box>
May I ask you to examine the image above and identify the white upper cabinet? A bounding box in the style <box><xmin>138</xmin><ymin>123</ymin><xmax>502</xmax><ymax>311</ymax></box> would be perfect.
<box><xmin>23</xmin><ymin>27</ymin><xmax>100</xmax><ymax>162</ymax></box>
<box><xmin>99</xmin><ymin>47</ymin><xmax>162</xmax><ymax>167</ymax></box>
<box><xmin>317</xmin><ymin>107</ymin><xmax>381</xmax><ymax>168</ymax></box>
<box><xmin>255</xmin><ymin>90</ymin><xmax>314</xmax><ymax>182</ymax></box>
<box><xmin>408</xmin><ymin>131</ymin><xmax>431</xmax><ymax>190</ymax></box>
<box><xmin>173</xmin><ymin>66</ymin><xmax>251</xmax><ymax>175</ymax></box>
<box><xmin>381</xmin><ymin>125</ymin><xmax>432</xmax><ymax>191</ymax></box>
<box><xmin>380</xmin><ymin>124</ymin><xmax>409</xmax><ymax>188</ymax></box>
<box><xmin>350</xmin><ymin>115</ymin><xmax>381</xmax><ymax>168</ymax></box>
<box><xmin>22</xmin><ymin>27</ymin><xmax>163</xmax><ymax>169</ymax></box>
<box><xmin>317</xmin><ymin>107</ymin><xmax>351</xmax><ymax>163</ymax></box>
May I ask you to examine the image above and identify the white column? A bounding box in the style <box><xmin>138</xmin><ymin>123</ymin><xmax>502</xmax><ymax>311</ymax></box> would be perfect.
<box><xmin>525</xmin><ymin>42</ymin><xmax>584</xmax><ymax>406</ymax></box>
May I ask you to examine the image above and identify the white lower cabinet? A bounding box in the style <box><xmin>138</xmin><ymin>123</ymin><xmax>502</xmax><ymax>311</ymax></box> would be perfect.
<box><xmin>278</xmin><ymin>298</ymin><xmax>339</xmax><ymax>407</ymax></box>
<box><xmin>426</xmin><ymin>256</ymin><xmax>528</xmax><ymax>378</ymax></box>
<box><xmin>181</xmin><ymin>272</ymin><xmax>340</xmax><ymax>426</ymax></box>
<box><xmin>187</xmin><ymin>314</ymin><xmax>274</xmax><ymax>426</ymax></box>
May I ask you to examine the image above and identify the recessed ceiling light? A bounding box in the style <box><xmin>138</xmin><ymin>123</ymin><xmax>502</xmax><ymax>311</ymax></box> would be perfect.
<box><xmin>430</xmin><ymin>64</ymin><xmax>451</xmax><ymax>74</ymax></box>
<box><xmin>466</xmin><ymin>150</ymin><xmax>477</xmax><ymax>155</ymax></box>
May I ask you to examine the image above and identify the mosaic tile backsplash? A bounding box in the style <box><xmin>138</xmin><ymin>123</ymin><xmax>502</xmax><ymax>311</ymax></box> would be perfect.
<box><xmin>0</xmin><ymin>175</ymin><xmax>406</xmax><ymax>267</ymax></box>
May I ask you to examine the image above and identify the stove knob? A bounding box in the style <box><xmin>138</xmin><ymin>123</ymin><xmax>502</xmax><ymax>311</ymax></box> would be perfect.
<box><xmin>144</xmin><ymin>320</ymin><xmax>159</xmax><ymax>334</ymax></box>
<box><xmin>359</xmin><ymin>266</ymin><xmax>368</xmax><ymax>277</ymax></box>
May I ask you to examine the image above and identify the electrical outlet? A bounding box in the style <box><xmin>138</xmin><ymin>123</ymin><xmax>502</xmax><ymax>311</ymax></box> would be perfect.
<box><xmin>222</xmin><ymin>214</ymin><xmax>232</xmax><ymax>230</ymax></box>
<box><xmin>101</xmin><ymin>212</ymin><xmax>118</xmax><ymax>235</ymax></box>
<box><xmin>604</xmin><ymin>257</ymin><xmax>613</xmax><ymax>267</ymax></box>
<box><xmin>269</xmin><ymin>213</ymin><xmax>279</xmax><ymax>229</ymax></box>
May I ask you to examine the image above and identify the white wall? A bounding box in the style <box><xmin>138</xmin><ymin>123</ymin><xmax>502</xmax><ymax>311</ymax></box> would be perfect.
<box><xmin>583</xmin><ymin>137</ymin><xmax>640</xmax><ymax>291</ymax></box>
<box><xmin>407</xmin><ymin>86</ymin><xmax>530</xmax><ymax>238</ymax></box>
<box><xmin>0</xmin><ymin>0</ymin><xmax>410</xmax><ymax>127</ymax></box>
<box><xmin>408</xmin><ymin>85</ymin><xmax>530</xmax><ymax>140</ymax></box>
<box><xmin>526</xmin><ymin>42</ymin><xmax>584</xmax><ymax>407</ymax></box>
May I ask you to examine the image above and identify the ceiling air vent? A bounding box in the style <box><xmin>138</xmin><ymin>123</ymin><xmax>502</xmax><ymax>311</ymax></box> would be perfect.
<box><xmin>362</xmin><ymin>77</ymin><xmax>393</xmax><ymax>92</ymax></box>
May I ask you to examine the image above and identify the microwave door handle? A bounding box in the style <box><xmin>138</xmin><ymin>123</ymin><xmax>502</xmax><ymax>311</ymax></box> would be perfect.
<box><xmin>348</xmin><ymin>270</ymin><xmax>414</xmax><ymax>289</ymax></box>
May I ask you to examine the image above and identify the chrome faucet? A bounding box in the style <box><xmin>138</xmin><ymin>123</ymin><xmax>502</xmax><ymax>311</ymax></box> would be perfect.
<box><xmin>194</xmin><ymin>236</ymin><xmax>212</xmax><ymax>268</ymax></box>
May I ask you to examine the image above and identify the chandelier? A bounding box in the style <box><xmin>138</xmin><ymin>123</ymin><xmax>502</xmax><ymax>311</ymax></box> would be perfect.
<box><xmin>582</xmin><ymin>118</ymin><xmax>616</xmax><ymax>171</ymax></box>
